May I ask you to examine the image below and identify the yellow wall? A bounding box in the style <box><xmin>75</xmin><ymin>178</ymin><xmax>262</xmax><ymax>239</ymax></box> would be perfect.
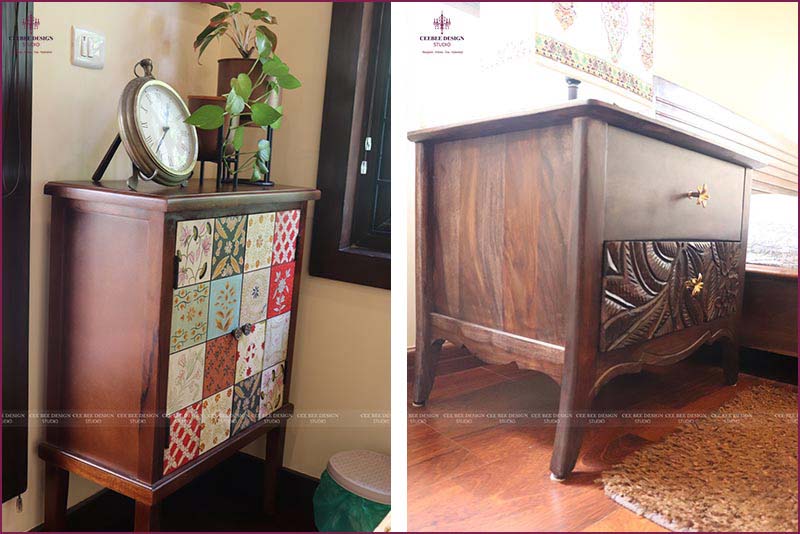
<box><xmin>405</xmin><ymin>2</ymin><xmax>798</xmax><ymax>346</ymax></box>
<box><xmin>3</xmin><ymin>3</ymin><xmax>389</xmax><ymax>531</ymax></box>
<box><xmin>656</xmin><ymin>2</ymin><xmax>798</xmax><ymax>142</ymax></box>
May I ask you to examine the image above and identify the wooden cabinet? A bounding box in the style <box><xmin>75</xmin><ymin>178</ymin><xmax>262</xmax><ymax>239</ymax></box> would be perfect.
<box><xmin>39</xmin><ymin>180</ymin><xmax>319</xmax><ymax>531</ymax></box>
<box><xmin>409</xmin><ymin>100</ymin><xmax>761</xmax><ymax>480</ymax></box>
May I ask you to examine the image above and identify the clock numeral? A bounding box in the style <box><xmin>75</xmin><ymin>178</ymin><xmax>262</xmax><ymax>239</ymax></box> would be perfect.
<box><xmin>140</xmin><ymin>121</ymin><xmax>148</xmax><ymax>128</ymax></box>
<box><xmin>144</xmin><ymin>135</ymin><xmax>154</xmax><ymax>144</ymax></box>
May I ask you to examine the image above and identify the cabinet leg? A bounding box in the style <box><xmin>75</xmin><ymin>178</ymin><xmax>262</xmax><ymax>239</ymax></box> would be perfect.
<box><xmin>550</xmin><ymin>349</ymin><xmax>596</xmax><ymax>481</ymax></box>
<box><xmin>134</xmin><ymin>501</ymin><xmax>160</xmax><ymax>532</ymax></box>
<box><xmin>721</xmin><ymin>337</ymin><xmax>739</xmax><ymax>385</ymax></box>
<box><xmin>264</xmin><ymin>424</ymin><xmax>286</xmax><ymax>515</ymax></box>
<box><xmin>44</xmin><ymin>463</ymin><xmax>69</xmax><ymax>532</ymax></box>
<box><xmin>411</xmin><ymin>339</ymin><xmax>443</xmax><ymax>407</ymax></box>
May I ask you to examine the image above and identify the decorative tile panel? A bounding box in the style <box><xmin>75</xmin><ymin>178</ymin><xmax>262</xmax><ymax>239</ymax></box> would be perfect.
<box><xmin>175</xmin><ymin>219</ymin><xmax>213</xmax><ymax>288</ymax></box>
<box><xmin>267</xmin><ymin>262</ymin><xmax>295</xmax><ymax>319</ymax></box>
<box><xmin>166</xmin><ymin>344</ymin><xmax>205</xmax><ymax>415</ymax></box>
<box><xmin>240</xmin><ymin>269</ymin><xmax>270</xmax><ymax>325</ymax></box>
<box><xmin>163</xmin><ymin>401</ymin><xmax>202</xmax><ymax>475</ymax></box>
<box><xmin>244</xmin><ymin>212</ymin><xmax>276</xmax><ymax>272</ymax></box>
<box><xmin>264</xmin><ymin>313</ymin><xmax>291</xmax><ymax>368</ymax></box>
<box><xmin>272</xmin><ymin>210</ymin><xmax>301</xmax><ymax>265</ymax></box>
<box><xmin>231</xmin><ymin>373</ymin><xmax>261</xmax><ymax>436</ymax></box>
<box><xmin>259</xmin><ymin>362</ymin><xmax>285</xmax><ymax>419</ymax></box>
<box><xmin>207</xmin><ymin>275</ymin><xmax>242</xmax><ymax>340</ymax></box>
<box><xmin>235</xmin><ymin>321</ymin><xmax>266</xmax><ymax>383</ymax></box>
<box><xmin>211</xmin><ymin>216</ymin><xmax>246</xmax><ymax>279</ymax></box>
<box><xmin>203</xmin><ymin>334</ymin><xmax>237</xmax><ymax>398</ymax></box>
<box><xmin>169</xmin><ymin>283</ymin><xmax>209</xmax><ymax>353</ymax></box>
<box><xmin>199</xmin><ymin>387</ymin><xmax>233</xmax><ymax>454</ymax></box>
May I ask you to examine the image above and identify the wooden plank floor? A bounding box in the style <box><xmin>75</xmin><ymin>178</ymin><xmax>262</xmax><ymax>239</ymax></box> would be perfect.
<box><xmin>407</xmin><ymin>344</ymin><xmax>795</xmax><ymax>532</ymax></box>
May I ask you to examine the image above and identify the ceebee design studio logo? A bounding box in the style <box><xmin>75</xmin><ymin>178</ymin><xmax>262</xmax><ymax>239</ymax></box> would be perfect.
<box><xmin>420</xmin><ymin>10</ymin><xmax>465</xmax><ymax>54</ymax></box>
<box><xmin>10</xmin><ymin>14</ymin><xmax>54</xmax><ymax>54</ymax></box>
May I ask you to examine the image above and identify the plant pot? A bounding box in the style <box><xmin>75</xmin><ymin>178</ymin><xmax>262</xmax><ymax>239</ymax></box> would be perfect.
<box><xmin>187</xmin><ymin>95</ymin><xmax>233</xmax><ymax>162</ymax></box>
<box><xmin>217</xmin><ymin>57</ymin><xmax>267</xmax><ymax>100</ymax></box>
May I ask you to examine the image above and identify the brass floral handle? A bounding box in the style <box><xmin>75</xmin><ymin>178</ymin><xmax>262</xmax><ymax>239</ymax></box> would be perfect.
<box><xmin>687</xmin><ymin>184</ymin><xmax>710</xmax><ymax>208</ymax></box>
<box><xmin>685</xmin><ymin>273</ymin><xmax>704</xmax><ymax>296</ymax></box>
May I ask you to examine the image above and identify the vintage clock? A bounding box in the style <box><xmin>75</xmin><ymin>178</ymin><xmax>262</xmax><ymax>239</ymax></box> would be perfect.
<box><xmin>93</xmin><ymin>58</ymin><xmax>199</xmax><ymax>188</ymax></box>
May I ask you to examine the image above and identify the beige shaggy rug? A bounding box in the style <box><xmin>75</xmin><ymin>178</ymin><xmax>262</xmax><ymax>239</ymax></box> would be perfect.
<box><xmin>602</xmin><ymin>385</ymin><xmax>798</xmax><ymax>532</ymax></box>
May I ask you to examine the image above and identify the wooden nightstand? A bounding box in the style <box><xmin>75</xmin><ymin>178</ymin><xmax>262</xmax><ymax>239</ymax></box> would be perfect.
<box><xmin>40</xmin><ymin>180</ymin><xmax>319</xmax><ymax>531</ymax></box>
<box><xmin>409</xmin><ymin>100</ymin><xmax>762</xmax><ymax>480</ymax></box>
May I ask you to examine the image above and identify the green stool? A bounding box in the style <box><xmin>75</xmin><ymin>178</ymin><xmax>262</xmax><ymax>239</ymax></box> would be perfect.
<box><xmin>313</xmin><ymin>450</ymin><xmax>390</xmax><ymax>532</ymax></box>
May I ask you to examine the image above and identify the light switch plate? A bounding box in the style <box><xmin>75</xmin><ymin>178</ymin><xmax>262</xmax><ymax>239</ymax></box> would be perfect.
<box><xmin>71</xmin><ymin>26</ymin><xmax>105</xmax><ymax>69</ymax></box>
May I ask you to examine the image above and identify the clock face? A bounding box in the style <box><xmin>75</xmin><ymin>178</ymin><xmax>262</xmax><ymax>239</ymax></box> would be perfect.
<box><xmin>134</xmin><ymin>81</ymin><xmax>198</xmax><ymax>176</ymax></box>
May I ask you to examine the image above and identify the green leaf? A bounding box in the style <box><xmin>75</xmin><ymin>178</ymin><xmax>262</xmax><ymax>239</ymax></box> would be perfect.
<box><xmin>206</xmin><ymin>221</ymin><xmax>212</xmax><ymax>234</ymax></box>
<box><xmin>232</xmin><ymin>73</ymin><xmax>252</xmax><ymax>100</ymax></box>
<box><xmin>192</xmin><ymin>226</ymin><xmax>199</xmax><ymax>240</ymax></box>
<box><xmin>193</xmin><ymin>24</ymin><xmax>217</xmax><ymax>49</ymax></box>
<box><xmin>249</xmin><ymin>8</ymin><xmax>272</xmax><ymax>22</ymax></box>
<box><xmin>251</xmin><ymin>103</ymin><xmax>282</xmax><ymax>127</ymax></box>
<box><xmin>225</xmin><ymin>90</ymin><xmax>245</xmax><ymax>115</ymax></box>
<box><xmin>185</xmin><ymin>104</ymin><xmax>225</xmax><ymax>129</ymax></box>
<box><xmin>252</xmin><ymin>165</ymin><xmax>263</xmax><ymax>181</ymax></box>
<box><xmin>209</xmin><ymin>11</ymin><xmax>230</xmax><ymax>26</ymax></box>
<box><xmin>276</xmin><ymin>73</ymin><xmax>301</xmax><ymax>90</ymax></box>
<box><xmin>262</xmin><ymin>56</ymin><xmax>289</xmax><ymax>77</ymax></box>
<box><xmin>255</xmin><ymin>30</ymin><xmax>269</xmax><ymax>57</ymax></box>
<box><xmin>271</xmin><ymin>105</ymin><xmax>283</xmax><ymax>130</ymax></box>
<box><xmin>257</xmin><ymin>26</ymin><xmax>278</xmax><ymax>52</ymax></box>
<box><xmin>232</xmin><ymin>126</ymin><xmax>245</xmax><ymax>151</ymax></box>
<box><xmin>230</xmin><ymin>2</ymin><xmax>241</xmax><ymax>13</ymax></box>
<box><xmin>205</xmin><ymin>2</ymin><xmax>229</xmax><ymax>9</ymax></box>
<box><xmin>257</xmin><ymin>138</ymin><xmax>271</xmax><ymax>162</ymax></box>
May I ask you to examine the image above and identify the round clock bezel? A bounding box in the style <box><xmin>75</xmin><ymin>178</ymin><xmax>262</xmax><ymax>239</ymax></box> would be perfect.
<box><xmin>118</xmin><ymin>76</ymin><xmax>199</xmax><ymax>186</ymax></box>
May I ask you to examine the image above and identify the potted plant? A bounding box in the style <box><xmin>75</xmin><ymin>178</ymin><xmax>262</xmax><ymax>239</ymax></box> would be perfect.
<box><xmin>186</xmin><ymin>24</ymin><xmax>301</xmax><ymax>183</ymax></box>
<box><xmin>194</xmin><ymin>2</ymin><xmax>279</xmax><ymax>99</ymax></box>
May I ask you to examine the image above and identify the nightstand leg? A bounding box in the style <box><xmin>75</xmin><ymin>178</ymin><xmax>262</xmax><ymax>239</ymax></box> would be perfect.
<box><xmin>43</xmin><ymin>463</ymin><xmax>69</xmax><ymax>532</ymax></box>
<box><xmin>412</xmin><ymin>339</ymin><xmax>443</xmax><ymax>406</ymax></box>
<box><xmin>550</xmin><ymin>377</ymin><xmax>593</xmax><ymax>480</ymax></box>
<box><xmin>721</xmin><ymin>337</ymin><xmax>739</xmax><ymax>385</ymax></box>
<box><xmin>134</xmin><ymin>501</ymin><xmax>160</xmax><ymax>532</ymax></box>
<box><xmin>264</xmin><ymin>424</ymin><xmax>287</xmax><ymax>515</ymax></box>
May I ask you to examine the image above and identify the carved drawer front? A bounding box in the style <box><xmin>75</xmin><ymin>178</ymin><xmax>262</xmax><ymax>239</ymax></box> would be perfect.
<box><xmin>600</xmin><ymin>241</ymin><xmax>742</xmax><ymax>352</ymax></box>
<box><xmin>164</xmin><ymin>209</ymin><xmax>299</xmax><ymax>476</ymax></box>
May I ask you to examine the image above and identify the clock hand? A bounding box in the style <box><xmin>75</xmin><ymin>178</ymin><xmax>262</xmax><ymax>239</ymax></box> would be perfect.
<box><xmin>155</xmin><ymin>125</ymin><xmax>170</xmax><ymax>154</ymax></box>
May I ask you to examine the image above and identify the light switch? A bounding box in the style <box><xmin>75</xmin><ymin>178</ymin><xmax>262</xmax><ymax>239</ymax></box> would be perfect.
<box><xmin>71</xmin><ymin>27</ymin><xmax>105</xmax><ymax>69</ymax></box>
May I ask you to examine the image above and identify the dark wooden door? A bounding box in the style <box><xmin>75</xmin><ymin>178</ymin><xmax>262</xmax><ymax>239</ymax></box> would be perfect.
<box><xmin>2</xmin><ymin>1</ymin><xmax>33</xmax><ymax>502</ymax></box>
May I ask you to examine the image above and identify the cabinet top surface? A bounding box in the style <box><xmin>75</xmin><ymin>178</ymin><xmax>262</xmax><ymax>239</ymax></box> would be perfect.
<box><xmin>407</xmin><ymin>99</ymin><xmax>764</xmax><ymax>169</ymax></box>
<box><xmin>44</xmin><ymin>180</ymin><xmax>321</xmax><ymax>212</ymax></box>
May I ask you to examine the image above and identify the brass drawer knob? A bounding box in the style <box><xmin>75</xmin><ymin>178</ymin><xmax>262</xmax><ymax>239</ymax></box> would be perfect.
<box><xmin>684</xmin><ymin>273</ymin><xmax>704</xmax><ymax>296</ymax></box>
<box><xmin>687</xmin><ymin>184</ymin><xmax>710</xmax><ymax>208</ymax></box>
<box><xmin>233</xmin><ymin>323</ymin><xmax>254</xmax><ymax>340</ymax></box>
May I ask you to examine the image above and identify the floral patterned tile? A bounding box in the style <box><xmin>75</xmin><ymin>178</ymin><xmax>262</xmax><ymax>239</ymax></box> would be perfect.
<box><xmin>235</xmin><ymin>321</ymin><xmax>266</xmax><ymax>383</ymax></box>
<box><xmin>166</xmin><ymin>344</ymin><xmax>205</xmax><ymax>416</ymax></box>
<box><xmin>211</xmin><ymin>216</ymin><xmax>246</xmax><ymax>280</ymax></box>
<box><xmin>231</xmin><ymin>373</ymin><xmax>261</xmax><ymax>436</ymax></box>
<box><xmin>175</xmin><ymin>219</ymin><xmax>213</xmax><ymax>288</ymax></box>
<box><xmin>240</xmin><ymin>268</ymin><xmax>270</xmax><ymax>325</ymax></box>
<box><xmin>199</xmin><ymin>387</ymin><xmax>233</xmax><ymax>454</ymax></box>
<box><xmin>264</xmin><ymin>312</ymin><xmax>291</xmax><ymax>369</ymax></box>
<box><xmin>163</xmin><ymin>401</ymin><xmax>202</xmax><ymax>475</ymax></box>
<box><xmin>272</xmin><ymin>210</ymin><xmax>301</xmax><ymax>265</ymax></box>
<box><xmin>267</xmin><ymin>262</ymin><xmax>295</xmax><ymax>319</ymax></box>
<box><xmin>169</xmin><ymin>283</ymin><xmax>209</xmax><ymax>353</ymax></box>
<box><xmin>259</xmin><ymin>362</ymin><xmax>285</xmax><ymax>419</ymax></box>
<box><xmin>207</xmin><ymin>275</ymin><xmax>242</xmax><ymax>340</ymax></box>
<box><xmin>244</xmin><ymin>212</ymin><xmax>276</xmax><ymax>272</ymax></box>
<box><xmin>203</xmin><ymin>334</ymin><xmax>237</xmax><ymax>398</ymax></box>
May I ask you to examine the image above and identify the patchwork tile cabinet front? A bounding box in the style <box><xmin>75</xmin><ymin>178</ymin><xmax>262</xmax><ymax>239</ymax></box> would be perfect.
<box><xmin>40</xmin><ymin>181</ymin><xmax>319</xmax><ymax>531</ymax></box>
<box><xmin>410</xmin><ymin>100</ymin><xmax>762</xmax><ymax>480</ymax></box>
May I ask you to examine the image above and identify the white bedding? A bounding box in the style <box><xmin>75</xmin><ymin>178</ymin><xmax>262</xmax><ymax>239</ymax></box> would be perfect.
<box><xmin>746</xmin><ymin>193</ymin><xmax>798</xmax><ymax>269</ymax></box>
